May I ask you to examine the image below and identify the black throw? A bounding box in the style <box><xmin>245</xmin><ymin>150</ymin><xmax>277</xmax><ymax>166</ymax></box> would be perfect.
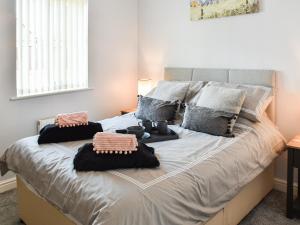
<box><xmin>38</xmin><ymin>122</ymin><xmax>103</xmax><ymax>144</ymax></box>
<box><xmin>73</xmin><ymin>143</ymin><xmax>160</xmax><ymax>171</ymax></box>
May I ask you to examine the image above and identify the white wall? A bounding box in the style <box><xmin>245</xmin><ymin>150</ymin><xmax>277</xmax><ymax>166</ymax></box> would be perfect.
<box><xmin>0</xmin><ymin>0</ymin><xmax>138</xmax><ymax>181</ymax></box>
<box><xmin>138</xmin><ymin>0</ymin><xmax>300</xmax><ymax>180</ymax></box>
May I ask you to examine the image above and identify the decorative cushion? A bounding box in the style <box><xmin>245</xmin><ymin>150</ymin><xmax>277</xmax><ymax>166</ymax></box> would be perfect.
<box><xmin>196</xmin><ymin>86</ymin><xmax>246</xmax><ymax>114</ymax></box>
<box><xmin>151</xmin><ymin>80</ymin><xmax>190</xmax><ymax>102</ymax></box>
<box><xmin>38</xmin><ymin>122</ymin><xmax>103</xmax><ymax>144</ymax></box>
<box><xmin>135</xmin><ymin>96</ymin><xmax>179</xmax><ymax>121</ymax></box>
<box><xmin>182</xmin><ymin>105</ymin><xmax>238</xmax><ymax>137</ymax></box>
<box><xmin>208</xmin><ymin>82</ymin><xmax>273</xmax><ymax>122</ymax></box>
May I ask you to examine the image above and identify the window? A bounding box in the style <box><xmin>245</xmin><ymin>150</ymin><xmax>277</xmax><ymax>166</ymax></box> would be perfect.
<box><xmin>16</xmin><ymin>0</ymin><xmax>88</xmax><ymax>97</ymax></box>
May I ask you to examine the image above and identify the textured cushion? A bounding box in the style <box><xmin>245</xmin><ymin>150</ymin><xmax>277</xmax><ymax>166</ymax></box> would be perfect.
<box><xmin>208</xmin><ymin>82</ymin><xmax>273</xmax><ymax>122</ymax></box>
<box><xmin>182</xmin><ymin>105</ymin><xmax>238</xmax><ymax>137</ymax></box>
<box><xmin>38</xmin><ymin>122</ymin><xmax>103</xmax><ymax>144</ymax></box>
<box><xmin>135</xmin><ymin>96</ymin><xmax>179</xmax><ymax>121</ymax></box>
<box><xmin>74</xmin><ymin>143</ymin><xmax>160</xmax><ymax>171</ymax></box>
<box><xmin>196</xmin><ymin>86</ymin><xmax>246</xmax><ymax>114</ymax></box>
<box><xmin>151</xmin><ymin>80</ymin><xmax>190</xmax><ymax>102</ymax></box>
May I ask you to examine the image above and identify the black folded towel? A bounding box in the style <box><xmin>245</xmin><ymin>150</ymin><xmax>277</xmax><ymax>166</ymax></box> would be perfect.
<box><xmin>38</xmin><ymin>122</ymin><xmax>103</xmax><ymax>144</ymax></box>
<box><xmin>73</xmin><ymin>143</ymin><xmax>160</xmax><ymax>171</ymax></box>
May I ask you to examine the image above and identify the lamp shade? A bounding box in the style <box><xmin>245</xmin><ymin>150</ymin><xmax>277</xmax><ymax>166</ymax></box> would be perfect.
<box><xmin>138</xmin><ymin>79</ymin><xmax>152</xmax><ymax>96</ymax></box>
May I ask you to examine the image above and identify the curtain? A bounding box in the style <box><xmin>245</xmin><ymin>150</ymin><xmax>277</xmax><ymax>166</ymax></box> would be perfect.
<box><xmin>16</xmin><ymin>0</ymin><xmax>88</xmax><ymax>97</ymax></box>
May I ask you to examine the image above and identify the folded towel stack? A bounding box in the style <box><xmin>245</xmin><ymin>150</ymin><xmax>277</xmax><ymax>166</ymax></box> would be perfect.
<box><xmin>38</xmin><ymin>122</ymin><xmax>103</xmax><ymax>144</ymax></box>
<box><xmin>93</xmin><ymin>132</ymin><xmax>138</xmax><ymax>155</ymax></box>
<box><xmin>74</xmin><ymin>143</ymin><xmax>160</xmax><ymax>172</ymax></box>
<box><xmin>55</xmin><ymin>112</ymin><xmax>88</xmax><ymax>128</ymax></box>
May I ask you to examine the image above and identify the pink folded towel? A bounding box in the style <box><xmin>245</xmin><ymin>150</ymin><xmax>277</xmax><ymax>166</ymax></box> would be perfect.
<box><xmin>55</xmin><ymin>112</ymin><xmax>88</xmax><ymax>128</ymax></box>
<box><xmin>93</xmin><ymin>132</ymin><xmax>138</xmax><ymax>154</ymax></box>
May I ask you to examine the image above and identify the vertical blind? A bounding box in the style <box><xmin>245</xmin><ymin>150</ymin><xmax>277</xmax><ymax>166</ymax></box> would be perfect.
<box><xmin>16</xmin><ymin>0</ymin><xmax>88</xmax><ymax>97</ymax></box>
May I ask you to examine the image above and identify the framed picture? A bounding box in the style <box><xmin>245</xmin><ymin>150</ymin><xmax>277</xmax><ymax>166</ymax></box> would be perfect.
<box><xmin>191</xmin><ymin>0</ymin><xmax>260</xmax><ymax>21</ymax></box>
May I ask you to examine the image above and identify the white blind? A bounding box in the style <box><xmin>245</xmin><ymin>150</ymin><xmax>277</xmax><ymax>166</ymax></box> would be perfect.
<box><xmin>16</xmin><ymin>0</ymin><xmax>88</xmax><ymax>97</ymax></box>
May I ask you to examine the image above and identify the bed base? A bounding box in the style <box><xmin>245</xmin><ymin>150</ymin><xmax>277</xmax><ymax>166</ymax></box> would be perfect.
<box><xmin>204</xmin><ymin>164</ymin><xmax>274</xmax><ymax>225</ymax></box>
<box><xmin>17</xmin><ymin>164</ymin><xmax>274</xmax><ymax>225</ymax></box>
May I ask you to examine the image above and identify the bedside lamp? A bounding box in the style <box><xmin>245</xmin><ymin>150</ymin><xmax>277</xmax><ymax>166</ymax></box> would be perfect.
<box><xmin>138</xmin><ymin>79</ymin><xmax>152</xmax><ymax>96</ymax></box>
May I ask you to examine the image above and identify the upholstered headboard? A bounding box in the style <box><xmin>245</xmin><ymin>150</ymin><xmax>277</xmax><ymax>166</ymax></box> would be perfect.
<box><xmin>164</xmin><ymin>68</ymin><xmax>277</xmax><ymax>123</ymax></box>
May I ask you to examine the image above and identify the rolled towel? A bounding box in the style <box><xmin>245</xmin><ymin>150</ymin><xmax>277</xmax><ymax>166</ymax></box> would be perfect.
<box><xmin>55</xmin><ymin>112</ymin><xmax>88</xmax><ymax>128</ymax></box>
<box><xmin>93</xmin><ymin>132</ymin><xmax>138</xmax><ymax>155</ymax></box>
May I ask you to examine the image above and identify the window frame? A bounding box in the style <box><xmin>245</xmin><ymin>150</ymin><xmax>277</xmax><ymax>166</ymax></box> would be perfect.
<box><xmin>14</xmin><ymin>0</ymin><xmax>89</xmax><ymax>100</ymax></box>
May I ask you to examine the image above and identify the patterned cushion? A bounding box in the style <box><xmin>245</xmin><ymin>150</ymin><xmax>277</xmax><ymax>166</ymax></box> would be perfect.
<box><xmin>135</xmin><ymin>96</ymin><xmax>179</xmax><ymax>121</ymax></box>
<box><xmin>182</xmin><ymin>105</ymin><xmax>238</xmax><ymax>137</ymax></box>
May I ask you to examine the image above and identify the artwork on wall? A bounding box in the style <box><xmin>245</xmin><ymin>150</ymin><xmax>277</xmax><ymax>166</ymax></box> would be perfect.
<box><xmin>190</xmin><ymin>0</ymin><xmax>259</xmax><ymax>21</ymax></box>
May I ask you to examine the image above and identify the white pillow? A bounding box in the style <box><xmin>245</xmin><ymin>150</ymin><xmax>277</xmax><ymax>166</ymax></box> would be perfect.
<box><xmin>145</xmin><ymin>87</ymin><xmax>156</xmax><ymax>97</ymax></box>
<box><xmin>150</xmin><ymin>81</ymin><xmax>190</xmax><ymax>102</ymax></box>
<box><xmin>208</xmin><ymin>82</ymin><xmax>273</xmax><ymax>122</ymax></box>
<box><xmin>196</xmin><ymin>86</ymin><xmax>246</xmax><ymax>114</ymax></box>
<box><xmin>185</xmin><ymin>81</ymin><xmax>206</xmax><ymax>103</ymax></box>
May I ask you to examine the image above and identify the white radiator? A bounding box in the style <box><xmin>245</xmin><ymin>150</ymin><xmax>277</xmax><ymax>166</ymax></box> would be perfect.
<box><xmin>37</xmin><ymin>117</ymin><xmax>55</xmax><ymax>134</ymax></box>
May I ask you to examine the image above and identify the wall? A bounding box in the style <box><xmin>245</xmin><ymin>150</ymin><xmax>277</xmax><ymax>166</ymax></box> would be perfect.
<box><xmin>0</xmin><ymin>0</ymin><xmax>138</xmax><ymax>181</ymax></box>
<box><xmin>138</xmin><ymin>0</ymin><xmax>300</xmax><ymax>181</ymax></box>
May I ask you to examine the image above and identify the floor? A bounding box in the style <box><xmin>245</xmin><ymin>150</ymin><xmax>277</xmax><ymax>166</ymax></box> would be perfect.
<box><xmin>0</xmin><ymin>190</ymin><xmax>299</xmax><ymax>225</ymax></box>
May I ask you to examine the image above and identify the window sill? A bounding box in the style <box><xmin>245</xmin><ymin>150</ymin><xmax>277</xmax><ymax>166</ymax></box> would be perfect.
<box><xmin>10</xmin><ymin>88</ymin><xmax>93</xmax><ymax>101</ymax></box>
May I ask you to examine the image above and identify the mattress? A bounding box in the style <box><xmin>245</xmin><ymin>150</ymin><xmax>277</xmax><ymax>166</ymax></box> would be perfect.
<box><xmin>0</xmin><ymin>113</ymin><xmax>285</xmax><ymax>225</ymax></box>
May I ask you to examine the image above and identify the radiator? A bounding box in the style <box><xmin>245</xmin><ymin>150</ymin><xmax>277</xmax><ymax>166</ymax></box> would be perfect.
<box><xmin>37</xmin><ymin>117</ymin><xmax>55</xmax><ymax>134</ymax></box>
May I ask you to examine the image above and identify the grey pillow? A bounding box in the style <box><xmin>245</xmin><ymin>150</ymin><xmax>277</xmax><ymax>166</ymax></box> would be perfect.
<box><xmin>150</xmin><ymin>80</ymin><xmax>190</xmax><ymax>102</ymax></box>
<box><xmin>182</xmin><ymin>105</ymin><xmax>238</xmax><ymax>137</ymax></box>
<box><xmin>196</xmin><ymin>86</ymin><xmax>246</xmax><ymax>114</ymax></box>
<box><xmin>208</xmin><ymin>82</ymin><xmax>273</xmax><ymax>122</ymax></box>
<box><xmin>185</xmin><ymin>81</ymin><xmax>206</xmax><ymax>103</ymax></box>
<box><xmin>148</xmin><ymin>81</ymin><xmax>206</xmax><ymax>103</ymax></box>
<box><xmin>135</xmin><ymin>96</ymin><xmax>179</xmax><ymax>121</ymax></box>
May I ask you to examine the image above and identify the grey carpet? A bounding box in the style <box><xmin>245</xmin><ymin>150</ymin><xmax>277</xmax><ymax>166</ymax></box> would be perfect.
<box><xmin>0</xmin><ymin>189</ymin><xmax>299</xmax><ymax>225</ymax></box>
<box><xmin>0</xmin><ymin>190</ymin><xmax>19</xmax><ymax>225</ymax></box>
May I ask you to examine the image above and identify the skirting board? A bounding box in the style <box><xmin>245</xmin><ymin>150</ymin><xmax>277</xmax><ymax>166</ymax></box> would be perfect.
<box><xmin>274</xmin><ymin>178</ymin><xmax>298</xmax><ymax>195</ymax></box>
<box><xmin>0</xmin><ymin>177</ymin><xmax>17</xmax><ymax>194</ymax></box>
<box><xmin>0</xmin><ymin>177</ymin><xmax>296</xmax><ymax>195</ymax></box>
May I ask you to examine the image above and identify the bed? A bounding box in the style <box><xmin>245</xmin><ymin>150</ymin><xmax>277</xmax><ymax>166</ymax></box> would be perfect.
<box><xmin>1</xmin><ymin>68</ymin><xmax>285</xmax><ymax>225</ymax></box>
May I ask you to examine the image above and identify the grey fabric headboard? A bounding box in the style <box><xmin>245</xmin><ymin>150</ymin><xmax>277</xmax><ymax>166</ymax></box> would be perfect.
<box><xmin>164</xmin><ymin>68</ymin><xmax>277</xmax><ymax>123</ymax></box>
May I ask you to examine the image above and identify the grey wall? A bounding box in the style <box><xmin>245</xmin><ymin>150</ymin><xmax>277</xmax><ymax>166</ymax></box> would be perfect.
<box><xmin>138</xmin><ymin>0</ymin><xmax>300</xmax><ymax>181</ymax></box>
<box><xmin>0</xmin><ymin>0</ymin><xmax>138</xmax><ymax>181</ymax></box>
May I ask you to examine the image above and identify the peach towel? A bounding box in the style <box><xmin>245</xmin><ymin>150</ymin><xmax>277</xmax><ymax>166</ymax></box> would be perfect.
<box><xmin>55</xmin><ymin>112</ymin><xmax>88</xmax><ymax>128</ymax></box>
<box><xmin>93</xmin><ymin>132</ymin><xmax>138</xmax><ymax>155</ymax></box>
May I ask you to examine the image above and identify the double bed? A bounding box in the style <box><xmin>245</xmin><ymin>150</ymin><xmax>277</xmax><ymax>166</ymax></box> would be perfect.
<box><xmin>1</xmin><ymin>68</ymin><xmax>285</xmax><ymax>225</ymax></box>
